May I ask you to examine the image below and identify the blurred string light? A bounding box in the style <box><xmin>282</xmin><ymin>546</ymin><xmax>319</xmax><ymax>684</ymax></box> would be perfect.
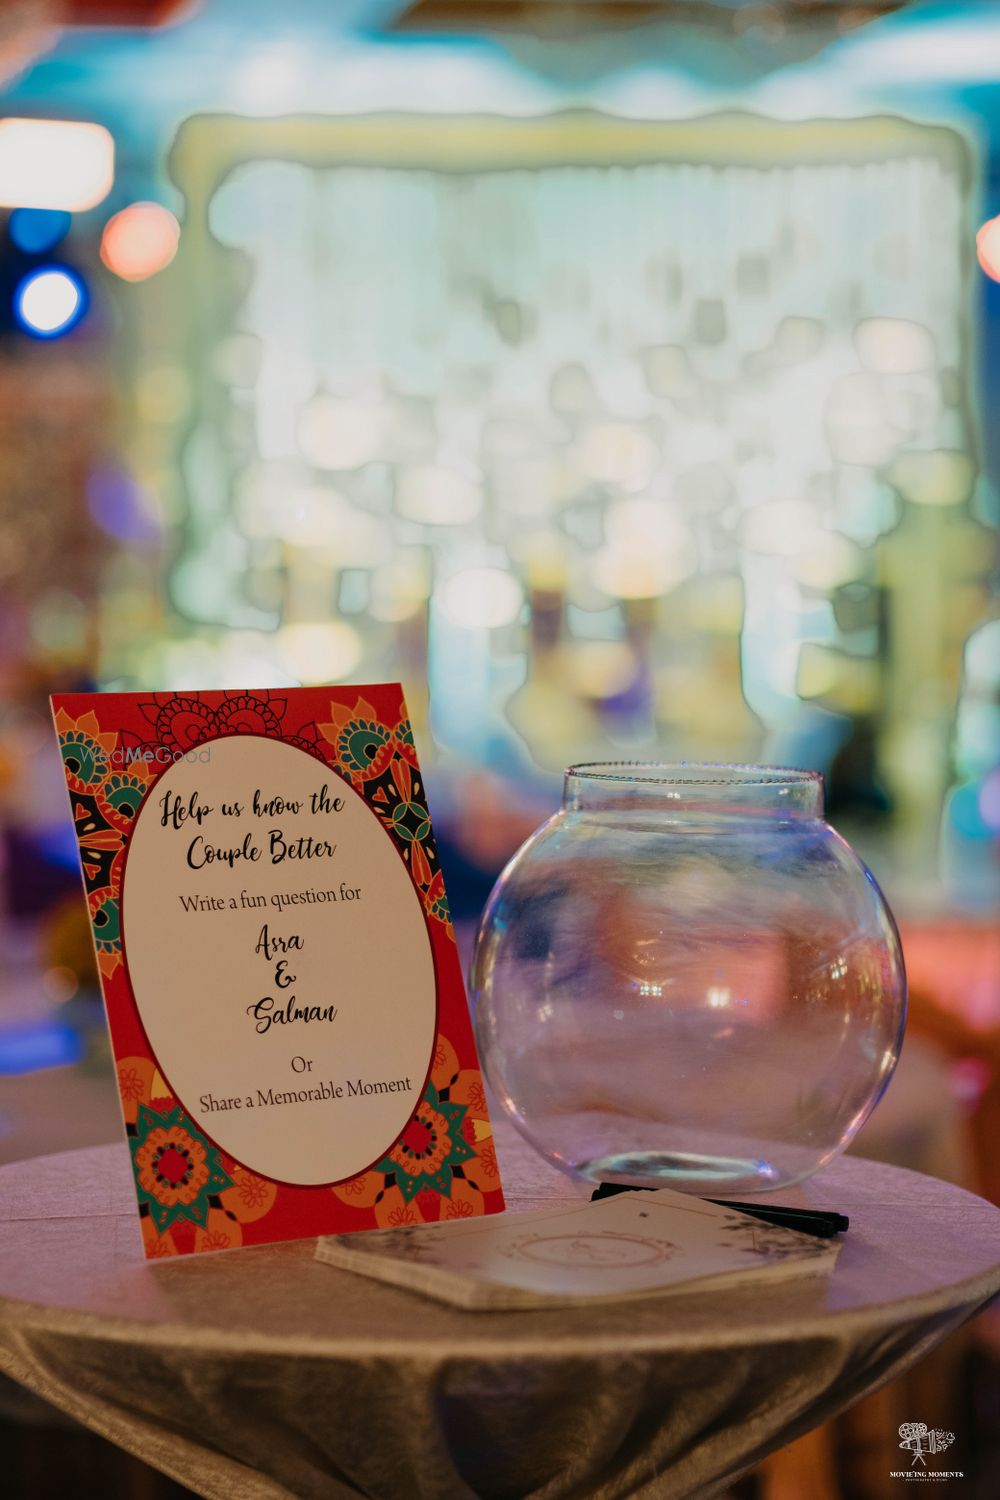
<box><xmin>854</xmin><ymin>317</ymin><xmax>936</xmax><ymax>375</ymax></box>
<box><xmin>438</xmin><ymin>567</ymin><xmax>524</xmax><ymax>629</ymax></box>
<box><xmin>888</xmin><ymin>449</ymin><xmax>974</xmax><ymax>506</ymax></box>
<box><xmin>796</xmin><ymin>533</ymin><xmax>863</xmax><ymax>591</ymax></box>
<box><xmin>976</xmin><ymin>216</ymin><xmax>1000</xmax><ymax>281</ymax></box>
<box><xmin>8</xmin><ymin>206</ymin><xmax>70</xmax><ymax>253</ymax></box>
<box><xmin>100</xmin><ymin>201</ymin><xmax>179</xmax><ymax>282</ymax></box>
<box><xmin>570</xmin><ymin>641</ymin><xmax>636</xmax><ymax>698</ymax></box>
<box><xmin>369</xmin><ymin>552</ymin><xmax>431</xmax><ymax>624</ymax></box>
<box><xmin>578</xmin><ymin>423</ymin><xmax>660</xmax><ymax>490</ymax></box>
<box><xmin>157</xmin><ymin>130</ymin><xmax>982</xmax><ymax>812</ymax></box>
<box><xmin>297</xmin><ymin>395</ymin><xmax>382</xmax><ymax>470</ymax></box>
<box><xmin>236</xmin><ymin>476</ymin><xmax>387</xmax><ymax>564</ymax></box>
<box><xmin>14</xmin><ymin>265</ymin><xmax>86</xmax><ymax>338</ymax></box>
<box><xmin>593</xmin><ymin>499</ymin><xmax>696</xmax><ymax>599</ymax></box>
<box><xmin>277</xmin><ymin>621</ymin><xmax>362</xmax><ymax>682</ymax></box>
<box><xmin>0</xmin><ymin>118</ymin><xmax>113</xmax><ymax>211</ymax></box>
<box><xmin>742</xmin><ymin>500</ymin><xmax>816</xmax><ymax>557</ymax></box>
<box><xmin>397</xmin><ymin>466</ymin><xmax>481</xmax><ymax>526</ymax></box>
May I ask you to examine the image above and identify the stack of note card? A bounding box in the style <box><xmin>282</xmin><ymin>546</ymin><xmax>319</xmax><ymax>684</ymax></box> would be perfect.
<box><xmin>315</xmin><ymin>1186</ymin><xmax>840</xmax><ymax>1310</ymax></box>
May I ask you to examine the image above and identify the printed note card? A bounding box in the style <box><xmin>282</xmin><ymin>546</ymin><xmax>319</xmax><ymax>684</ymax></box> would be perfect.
<box><xmin>51</xmin><ymin>686</ymin><xmax>504</xmax><ymax>1257</ymax></box>
<box><xmin>316</xmin><ymin>1187</ymin><xmax>839</xmax><ymax>1310</ymax></box>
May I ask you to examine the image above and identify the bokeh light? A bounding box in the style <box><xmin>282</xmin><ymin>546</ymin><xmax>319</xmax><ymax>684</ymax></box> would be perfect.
<box><xmin>100</xmin><ymin>201</ymin><xmax>180</xmax><ymax>282</ymax></box>
<box><xmin>14</xmin><ymin>266</ymin><xmax>87</xmax><ymax>338</ymax></box>
<box><xmin>369</xmin><ymin>553</ymin><xmax>431</xmax><ymax>623</ymax></box>
<box><xmin>86</xmin><ymin>465</ymin><xmax>160</xmax><ymax>542</ymax></box>
<box><xmin>889</xmin><ymin>449</ymin><xmax>974</xmax><ymax>506</ymax></box>
<box><xmin>593</xmin><ymin>499</ymin><xmax>696</xmax><ymax>599</ymax></box>
<box><xmin>297</xmin><ymin>396</ymin><xmax>382</xmax><ymax>470</ymax></box>
<box><xmin>8</xmin><ymin>207</ymin><xmax>71</xmax><ymax>254</ymax></box>
<box><xmin>277</xmin><ymin>621</ymin><xmax>363</xmax><ymax>682</ymax></box>
<box><xmin>578</xmin><ymin>424</ymin><xmax>660</xmax><ymax>491</ymax></box>
<box><xmin>438</xmin><ymin>567</ymin><xmax>524</xmax><ymax>629</ymax></box>
<box><xmin>41</xmin><ymin>967</ymin><xmax>79</xmax><ymax>1005</ymax></box>
<box><xmin>397</xmin><ymin>466</ymin><xmax>482</xmax><ymax>526</ymax></box>
<box><xmin>854</xmin><ymin>317</ymin><xmax>936</xmax><ymax>375</ymax></box>
<box><xmin>976</xmin><ymin>214</ymin><xmax>1000</xmax><ymax>281</ymax></box>
<box><xmin>0</xmin><ymin>119</ymin><xmax>113</xmax><ymax>211</ymax></box>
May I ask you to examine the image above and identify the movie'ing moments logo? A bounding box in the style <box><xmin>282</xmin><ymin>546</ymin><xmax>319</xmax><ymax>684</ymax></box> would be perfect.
<box><xmin>890</xmin><ymin>1423</ymin><xmax>962</xmax><ymax>1482</ymax></box>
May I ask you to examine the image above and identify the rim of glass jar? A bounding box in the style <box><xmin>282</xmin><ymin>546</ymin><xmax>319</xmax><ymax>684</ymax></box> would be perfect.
<box><xmin>563</xmin><ymin>761</ymin><xmax>824</xmax><ymax>818</ymax></box>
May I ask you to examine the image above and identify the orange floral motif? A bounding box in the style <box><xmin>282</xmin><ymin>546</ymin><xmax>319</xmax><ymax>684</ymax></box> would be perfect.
<box><xmin>53</xmin><ymin>707</ymin><xmax>118</xmax><ymax>791</ymax></box>
<box><xmin>130</xmin><ymin>1102</ymin><xmax>233</xmax><ymax>1237</ymax></box>
<box><xmin>146</xmin><ymin>1235</ymin><xmax>177</xmax><ymax>1259</ymax></box>
<box><xmin>134</xmin><ymin>1125</ymin><xmax>210</xmax><ymax>1209</ymax></box>
<box><xmin>236</xmin><ymin>1174</ymin><xmax>269</xmax><ymax>1210</ymax></box>
<box><xmin>331</xmin><ymin>1168</ymin><xmax>385</xmax><ymax>1209</ymax></box>
<box><xmin>54</xmin><ymin>706</ymin><xmax>158</xmax><ymax>983</ymax></box>
<box><xmin>446</xmin><ymin>1174</ymin><xmax>486</xmax><ymax>1219</ymax></box>
<box><xmin>194</xmin><ymin>1208</ymin><xmax>244</xmax><ymax>1254</ymax></box>
<box><xmin>380</xmin><ymin>1189</ymin><xmax>424</xmax><ymax>1229</ymax></box>
<box><xmin>476</xmin><ymin>1141</ymin><xmax>500</xmax><ymax>1186</ymax></box>
<box><xmin>449</xmin><ymin>1067</ymin><xmax>491</xmax><ymax>1120</ymax></box>
<box><xmin>389</xmin><ymin>1100</ymin><xmax>452</xmax><ymax>1180</ymax></box>
<box><xmin>198</xmin><ymin>1229</ymin><xmax>236</xmax><ymax>1253</ymax></box>
<box><xmin>115</xmin><ymin>1056</ymin><xmax>171</xmax><ymax>1125</ymax></box>
<box><xmin>432</xmin><ymin>1035</ymin><xmax>460</xmax><ymax>1090</ymax></box>
<box><xmin>118</xmin><ymin>1064</ymin><xmax>145</xmax><ymax>1103</ymax></box>
<box><xmin>218</xmin><ymin>1169</ymin><xmax>277</xmax><ymax>1226</ymax></box>
<box><xmin>140</xmin><ymin>1217</ymin><xmax>179</xmax><ymax>1258</ymax></box>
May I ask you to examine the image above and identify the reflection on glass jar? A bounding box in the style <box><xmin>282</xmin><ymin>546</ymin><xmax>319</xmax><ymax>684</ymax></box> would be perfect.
<box><xmin>471</xmin><ymin>763</ymin><xmax>906</xmax><ymax>1195</ymax></box>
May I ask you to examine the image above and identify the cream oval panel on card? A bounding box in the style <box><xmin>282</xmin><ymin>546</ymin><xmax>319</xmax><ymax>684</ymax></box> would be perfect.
<box><xmin>122</xmin><ymin>735</ymin><xmax>437</xmax><ymax>1185</ymax></box>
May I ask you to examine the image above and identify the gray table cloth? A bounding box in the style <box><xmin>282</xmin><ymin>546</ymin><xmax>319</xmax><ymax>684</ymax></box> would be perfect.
<box><xmin>1</xmin><ymin>1130</ymin><xmax>998</xmax><ymax>1499</ymax></box>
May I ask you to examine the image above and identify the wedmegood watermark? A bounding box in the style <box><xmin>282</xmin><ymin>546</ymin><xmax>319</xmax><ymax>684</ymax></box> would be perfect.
<box><xmin>890</xmin><ymin>1423</ymin><xmax>962</xmax><ymax>1482</ymax></box>
<box><xmin>96</xmin><ymin>745</ymin><xmax>212</xmax><ymax>767</ymax></box>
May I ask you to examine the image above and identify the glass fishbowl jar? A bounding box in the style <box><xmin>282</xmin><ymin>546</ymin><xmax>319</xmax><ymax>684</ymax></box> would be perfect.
<box><xmin>471</xmin><ymin>763</ymin><xmax>906</xmax><ymax>1195</ymax></box>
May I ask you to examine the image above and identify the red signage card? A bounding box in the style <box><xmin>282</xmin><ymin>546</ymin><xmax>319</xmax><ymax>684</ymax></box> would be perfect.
<box><xmin>50</xmin><ymin>685</ymin><xmax>504</xmax><ymax>1257</ymax></box>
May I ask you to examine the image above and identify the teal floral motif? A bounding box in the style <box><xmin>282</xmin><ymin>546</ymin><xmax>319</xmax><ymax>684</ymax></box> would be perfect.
<box><xmin>103</xmin><ymin>774</ymin><xmax>146</xmax><ymax>820</ymax></box>
<box><xmin>338</xmin><ymin>718</ymin><xmax>392</xmax><ymax>780</ymax></box>
<box><xmin>89</xmin><ymin>890</ymin><xmax>121</xmax><ymax>956</ymax></box>
<box><xmin>379</xmin><ymin>1081</ymin><xmax>475</xmax><ymax>1203</ymax></box>
<box><xmin>317</xmin><ymin>696</ymin><xmax>450</xmax><ymax>929</ymax></box>
<box><xmin>131</xmin><ymin>1104</ymin><xmax>233</xmax><ymax>1234</ymax></box>
<box><xmin>59</xmin><ymin>732</ymin><xmax>107</xmax><ymax>787</ymax></box>
<box><xmin>390</xmin><ymin>798</ymin><xmax>431</xmax><ymax>845</ymax></box>
<box><xmin>394</xmin><ymin>716</ymin><xmax>417</xmax><ymax>759</ymax></box>
<box><xmin>424</xmin><ymin>872</ymin><xmax>450</xmax><ymax>925</ymax></box>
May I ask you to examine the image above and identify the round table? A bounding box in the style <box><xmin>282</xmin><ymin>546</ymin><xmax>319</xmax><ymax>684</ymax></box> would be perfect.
<box><xmin>1</xmin><ymin>1131</ymin><xmax>998</xmax><ymax>1500</ymax></box>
